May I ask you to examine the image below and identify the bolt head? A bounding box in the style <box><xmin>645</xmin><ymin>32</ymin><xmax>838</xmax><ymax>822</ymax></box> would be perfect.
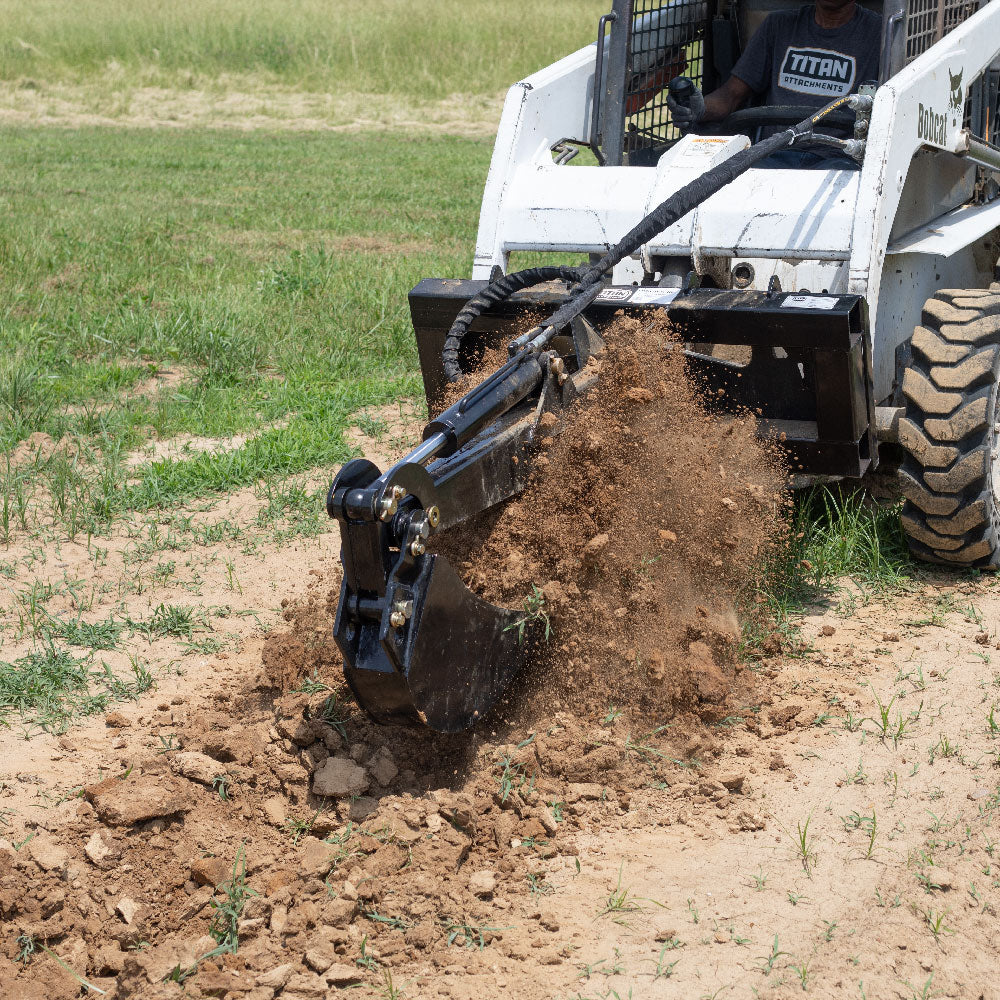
<box><xmin>426</xmin><ymin>505</ymin><xmax>440</xmax><ymax>527</ymax></box>
<box><xmin>392</xmin><ymin>485</ymin><xmax>407</xmax><ymax>499</ymax></box>
<box><xmin>410</xmin><ymin>541</ymin><xmax>426</xmax><ymax>556</ymax></box>
<box><xmin>389</xmin><ymin>611</ymin><xmax>406</xmax><ymax>628</ymax></box>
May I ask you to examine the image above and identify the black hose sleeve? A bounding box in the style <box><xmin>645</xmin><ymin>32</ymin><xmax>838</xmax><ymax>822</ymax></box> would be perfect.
<box><xmin>442</xmin><ymin>265</ymin><xmax>586</xmax><ymax>382</ymax></box>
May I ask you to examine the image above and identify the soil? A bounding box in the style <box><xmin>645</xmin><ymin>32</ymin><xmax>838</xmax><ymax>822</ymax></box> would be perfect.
<box><xmin>0</xmin><ymin>84</ymin><xmax>504</xmax><ymax>137</ymax></box>
<box><xmin>440</xmin><ymin>314</ymin><xmax>788</xmax><ymax>722</ymax></box>
<box><xmin>3</xmin><ymin>339</ymin><xmax>1000</xmax><ymax>999</ymax></box>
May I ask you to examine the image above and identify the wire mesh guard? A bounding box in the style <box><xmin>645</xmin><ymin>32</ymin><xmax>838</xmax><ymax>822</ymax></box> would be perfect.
<box><xmin>625</xmin><ymin>0</ymin><xmax>709</xmax><ymax>152</ymax></box>
<box><xmin>904</xmin><ymin>0</ymin><xmax>980</xmax><ymax>64</ymax></box>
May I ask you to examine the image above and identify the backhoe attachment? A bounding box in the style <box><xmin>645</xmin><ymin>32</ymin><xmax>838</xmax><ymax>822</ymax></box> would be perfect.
<box><xmin>327</xmin><ymin>316</ymin><xmax>603</xmax><ymax>732</ymax></box>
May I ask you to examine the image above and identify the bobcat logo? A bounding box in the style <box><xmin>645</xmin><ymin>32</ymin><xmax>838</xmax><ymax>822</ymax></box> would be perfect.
<box><xmin>949</xmin><ymin>68</ymin><xmax>963</xmax><ymax>111</ymax></box>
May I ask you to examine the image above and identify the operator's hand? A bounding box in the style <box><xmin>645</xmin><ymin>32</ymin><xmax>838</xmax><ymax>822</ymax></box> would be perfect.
<box><xmin>666</xmin><ymin>86</ymin><xmax>706</xmax><ymax>130</ymax></box>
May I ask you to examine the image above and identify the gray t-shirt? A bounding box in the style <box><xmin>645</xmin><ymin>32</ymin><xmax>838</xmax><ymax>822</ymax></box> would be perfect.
<box><xmin>733</xmin><ymin>4</ymin><xmax>882</xmax><ymax>110</ymax></box>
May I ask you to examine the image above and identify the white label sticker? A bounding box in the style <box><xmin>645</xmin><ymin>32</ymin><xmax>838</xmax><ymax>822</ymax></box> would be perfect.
<box><xmin>781</xmin><ymin>294</ymin><xmax>839</xmax><ymax>310</ymax></box>
<box><xmin>595</xmin><ymin>287</ymin><xmax>633</xmax><ymax>302</ymax></box>
<box><xmin>629</xmin><ymin>287</ymin><xmax>680</xmax><ymax>305</ymax></box>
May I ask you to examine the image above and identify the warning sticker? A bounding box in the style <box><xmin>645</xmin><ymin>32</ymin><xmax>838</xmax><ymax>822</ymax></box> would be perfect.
<box><xmin>629</xmin><ymin>287</ymin><xmax>680</xmax><ymax>305</ymax></box>
<box><xmin>781</xmin><ymin>294</ymin><xmax>839</xmax><ymax>310</ymax></box>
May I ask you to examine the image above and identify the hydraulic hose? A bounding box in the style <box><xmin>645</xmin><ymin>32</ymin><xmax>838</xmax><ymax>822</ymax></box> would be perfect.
<box><xmin>442</xmin><ymin>93</ymin><xmax>858</xmax><ymax>381</ymax></box>
<box><xmin>441</xmin><ymin>265</ymin><xmax>586</xmax><ymax>382</ymax></box>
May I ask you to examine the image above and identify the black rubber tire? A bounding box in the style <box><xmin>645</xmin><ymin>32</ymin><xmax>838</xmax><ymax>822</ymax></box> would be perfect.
<box><xmin>898</xmin><ymin>285</ymin><xmax>1000</xmax><ymax>567</ymax></box>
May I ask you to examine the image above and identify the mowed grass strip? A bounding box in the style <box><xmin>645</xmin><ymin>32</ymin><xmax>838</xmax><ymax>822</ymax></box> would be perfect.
<box><xmin>0</xmin><ymin>126</ymin><xmax>493</xmax><ymax>536</ymax></box>
<box><xmin>0</xmin><ymin>0</ymin><xmax>606</xmax><ymax>99</ymax></box>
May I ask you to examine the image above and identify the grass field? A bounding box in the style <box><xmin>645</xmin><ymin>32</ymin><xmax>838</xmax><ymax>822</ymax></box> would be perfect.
<box><xmin>0</xmin><ymin>0</ymin><xmax>607</xmax><ymax>131</ymax></box>
<box><xmin>0</xmin><ymin>127</ymin><xmax>496</xmax><ymax>539</ymax></box>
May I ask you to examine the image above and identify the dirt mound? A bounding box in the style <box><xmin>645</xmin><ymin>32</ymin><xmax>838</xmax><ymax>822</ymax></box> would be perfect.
<box><xmin>0</xmin><ymin>625</ymin><xmax>752</xmax><ymax>1000</ymax></box>
<box><xmin>442</xmin><ymin>313</ymin><xmax>789</xmax><ymax>723</ymax></box>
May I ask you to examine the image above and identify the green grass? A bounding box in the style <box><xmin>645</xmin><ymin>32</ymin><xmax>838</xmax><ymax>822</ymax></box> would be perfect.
<box><xmin>0</xmin><ymin>639</ymin><xmax>153</xmax><ymax>731</ymax></box>
<box><xmin>0</xmin><ymin>0</ymin><xmax>605</xmax><ymax>98</ymax></box>
<box><xmin>0</xmin><ymin>126</ymin><xmax>494</xmax><ymax>536</ymax></box>
<box><xmin>744</xmin><ymin>486</ymin><xmax>917</xmax><ymax>653</ymax></box>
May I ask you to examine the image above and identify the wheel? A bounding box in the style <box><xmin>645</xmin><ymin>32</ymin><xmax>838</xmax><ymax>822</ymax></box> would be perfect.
<box><xmin>898</xmin><ymin>286</ymin><xmax>1000</xmax><ymax>567</ymax></box>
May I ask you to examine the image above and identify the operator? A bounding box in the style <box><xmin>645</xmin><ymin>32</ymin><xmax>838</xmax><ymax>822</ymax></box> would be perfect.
<box><xmin>667</xmin><ymin>0</ymin><xmax>881</xmax><ymax>165</ymax></box>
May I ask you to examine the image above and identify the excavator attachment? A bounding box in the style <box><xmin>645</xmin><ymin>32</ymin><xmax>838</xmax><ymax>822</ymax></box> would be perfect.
<box><xmin>329</xmin><ymin>278</ymin><xmax>869</xmax><ymax>732</ymax></box>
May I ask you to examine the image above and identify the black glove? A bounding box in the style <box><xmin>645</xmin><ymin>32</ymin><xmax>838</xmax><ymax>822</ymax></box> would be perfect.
<box><xmin>666</xmin><ymin>86</ymin><xmax>706</xmax><ymax>130</ymax></box>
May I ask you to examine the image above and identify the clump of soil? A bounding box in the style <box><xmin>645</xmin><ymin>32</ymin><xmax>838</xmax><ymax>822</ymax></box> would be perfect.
<box><xmin>442</xmin><ymin>313</ymin><xmax>790</xmax><ymax>722</ymax></box>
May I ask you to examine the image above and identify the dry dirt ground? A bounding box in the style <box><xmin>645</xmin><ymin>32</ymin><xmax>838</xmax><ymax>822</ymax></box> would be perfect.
<box><xmin>3</xmin><ymin>410</ymin><xmax>1000</xmax><ymax>1000</ymax></box>
<box><xmin>0</xmin><ymin>84</ymin><xmax>504</xmax><ymax>136</ymax></box>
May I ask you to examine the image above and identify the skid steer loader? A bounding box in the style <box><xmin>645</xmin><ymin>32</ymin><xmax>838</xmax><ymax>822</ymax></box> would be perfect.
<box><xmin>327</xmin><ymin>0</ymin><xmax>1000</xmax><ymax>732</ymax></box>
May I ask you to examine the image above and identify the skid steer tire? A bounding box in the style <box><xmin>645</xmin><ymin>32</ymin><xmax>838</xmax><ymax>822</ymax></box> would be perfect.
<box><xmin>898</xmin><ymin>286</ymin><xmax>1000</xmax><ymax>567</ymax></box>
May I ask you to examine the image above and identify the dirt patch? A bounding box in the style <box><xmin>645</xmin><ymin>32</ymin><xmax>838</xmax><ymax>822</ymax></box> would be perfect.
<box><xmin>131</xmin><ymin>365</ymin><xmax>192</xmax><ymax>399</ymax></box>
<box><xmin>0</xmin><ymin>82</ymin><xmax>505</xmax><ymax>137</ymax></box>
<box><xmin>4</xmin><ymin>325</ymin><xmax>1000</xmax><ymax>998</ymax></box>
<box><xmin>7</xmin><ymin>432</ymin><xmax>85</xmax><ymax>469</ymax></box>
<box><xmin>125</xmin><ymin>421</ymin><xmax>288</xmax><ymax>469</ymax></box>
<box><xmin>441</xmin><ymin>313</ymin><xmax>789</xmax><ymax>724</ymax></box>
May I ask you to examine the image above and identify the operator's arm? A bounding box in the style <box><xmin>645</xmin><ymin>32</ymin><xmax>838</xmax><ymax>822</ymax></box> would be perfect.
<box><xmin>701</xmin><ymin>76</ymin><xmax>754</xmax><ymax>122</ymax></box>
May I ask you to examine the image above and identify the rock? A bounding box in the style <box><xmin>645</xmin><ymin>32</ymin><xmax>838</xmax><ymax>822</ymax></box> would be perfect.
<box><xmin>116</xmin><ymin>896</ymin><xmax>140</xmax><ymax>925</ymax></box>
<box><xmin>257</xmin><ymin>964</ymin><xmax>295</xmax><ymax>989</ymax></box>
<box><xmin>768</xmin><ymin>704</ymin><xmax>802</xmax><ymax>727</ymax></box>
<box><xmin>133</xmin><ymin>935</ymin><xmax>217</xmax><ymax>983</ymax></box>
<box><xmin>369</xmin><ymin>749</ymin><xmax>398</xmax><ymax>787</ymax></box>
<box><xmin>322</xmin><ymin>897</ymin><xmax>359</xmax><ymax>928</ymax></box>
<box><xmin>299</xmin><ymin>837</ymin><xmax>335</xmax><ymax>878</ymax></box>
<box><xmin>172</xmin><ymin>751</ymin><xmax>226</xmax><ymax>786</ymax></box>
<box><xmin>281</xmin><ymin>973</ymin><xmax>328</xmax><ymax>999</ymax></box>
<box><xmin>348</xmin><ymin>796</ymin><xmax>379</xmax><ymax>823</ymax></box>
<box><xmin>719</xmin><ymin>772</ymin><xmax>746</xmax><ymax>793</ymax></box>
<box><xmin>536</xmin><ymin>806</ymin><xmax>559</xmax><ymax>835</ymax></box>
<box><xmin>27</xmin><ymin>833</ymin><xmax>69</xmax><ymax>875</ymax></box>
<box><xmin>406</xmin><ymin>923</ymin><xmax>437</xmax><ymax>950</ymax></box>
<box><xmin>93</xmin><ymin>943</ymin><xmax>126</xmax><ymax>975</ymax></box>
<box><xmin>311</xmin><ymin>757</ymin><xmax>369</xmax><ymax>799</ymax></box>
<box><xmin>658</xmin><ymin>529</ymin><xmax>677</xmax><ymax>543</ymax></box>
<box><xmin>85</xmin><ymin>774</ymin><xmax>192</xmax><ymax>826</ymax></box>
<box><xmin>324</xmin><ymin>963</ymin><xmax>363</xmax><ymax>987</ymax></box>
<box><xmin>340</xmin><ymin>880</ymin><xmax>358</xmax><ymax>901</ymax></box>
<box><xmin>303</xmin><ymin>948</ymin><xmax>334</xmax><ymax>973</ymax></box>
<box><xmin>84</xmin><ymin>828</ymin><xmax>119</xmax><ymax>866</ymax></box>
<box><xmin>178</xmin><ymin>886</ymin><xmax>215</xmax><ymax>921</ymax></box>
<box><xmin>105</xmin><ymin>711</ymin><xmax>131</xmax><ymax>728</ymax></box>
<box><xmin>190</xmin><ymin>856</ymin><xmax>230</xmax><ymax>888</ymax></box>
<box><xmin>262</xmin><ymin>797</ymin><xmax>287</xmax><ymax>826</ymax></box>
<box><xmin>820</xmin><ymin>624</ymin><xmax>836</xmax><ymax>636</ymax></box>
<box><xmin>468</xmin><ymin>870</ymin><xmax>496</xmax><ymax>898</ymax></box>
<box><xmin>277</xmin><ymin>717</ymin><xmax>315</xmax><ymax>747</ymax></box>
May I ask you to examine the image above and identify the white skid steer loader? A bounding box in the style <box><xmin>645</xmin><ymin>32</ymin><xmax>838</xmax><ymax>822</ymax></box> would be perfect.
<box><xmin>328</xmin><ymin>0</ymin><xmax>1000</xmax><ymax>732</ymax></box>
